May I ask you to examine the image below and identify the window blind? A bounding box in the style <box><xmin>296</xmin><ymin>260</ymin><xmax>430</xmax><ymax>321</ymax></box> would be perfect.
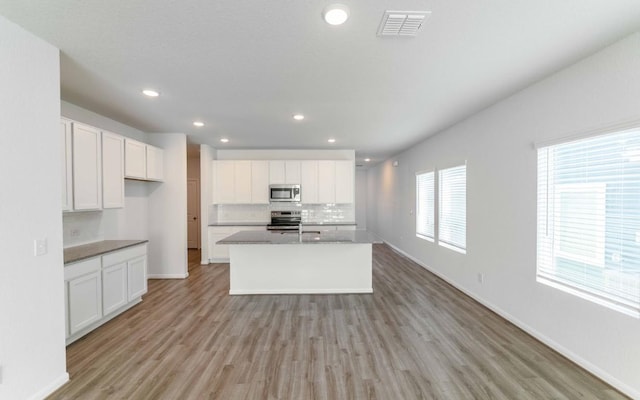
<box><xmin>438</xmin><ymin>164</ymin><xmax>466</xmax><ymax>252</ymax></box>
<box><xmin>416</xmin><ymin>171</ymin><xmax>435</xmax><ymax>240</ymax></box>
<box><xmin>537</xmin><ymin>127</ymin><xmax>640</xmax><ymax>317</ymax></box>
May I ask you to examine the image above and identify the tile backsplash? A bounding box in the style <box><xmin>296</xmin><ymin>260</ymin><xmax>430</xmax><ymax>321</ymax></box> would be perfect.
<box><xmin>210</xmin><ymin>203</ymin><xmax>355</xmax><ymax>225</ymax></box>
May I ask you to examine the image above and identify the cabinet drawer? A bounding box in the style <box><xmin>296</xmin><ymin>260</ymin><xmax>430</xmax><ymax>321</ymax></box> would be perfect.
<box><xmin>102</xmin><ymin>244</ymin><xmax>147</xmax><ymax>266</ymax></box>
<box><xmin>65</xmin><ymin>257</ymin><xmax>101</xmax><ymax>280</ymax></box>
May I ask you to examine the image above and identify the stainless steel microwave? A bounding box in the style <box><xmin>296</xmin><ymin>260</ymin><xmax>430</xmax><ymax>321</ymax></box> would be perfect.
<box><xmin>269</xmin><ymin>184</ymin><xmax>301</xmax><ymax>202</ymax></box>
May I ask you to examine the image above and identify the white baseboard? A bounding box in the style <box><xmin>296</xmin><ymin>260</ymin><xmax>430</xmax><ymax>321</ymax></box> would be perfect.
<box><xmin>28</xmin><ymin>372</ymin><xmax>69</xmax><ymax>400</ymax></box>
<box><xmin>383</xmin><ymin>241</ymin><xmax>639</xmax><ymax>400</ymax></box>
<box><xmin>229</xmin><ymin>288</ymin><xmax>373</xmax><ymax>295</ymax></box>
<box><xmin>147</xmin><ymin>273</ymin><xmax>189</xmax><ymax>279</ymax></box>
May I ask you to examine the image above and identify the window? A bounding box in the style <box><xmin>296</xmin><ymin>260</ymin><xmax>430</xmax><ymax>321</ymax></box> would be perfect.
<box><xmin>438</xmin><ymin>164</ymin><xmax>467</xmax><ymax>253</ymax></box>
<box><xmin>416</xmin><ymin>171</ymin><xmax>435</xmax><ymax>240</ymax></box>
<box><xmin>537</xmin><ymin>127</ymin><xmax>640</xmax><ymax>317</ymax></box>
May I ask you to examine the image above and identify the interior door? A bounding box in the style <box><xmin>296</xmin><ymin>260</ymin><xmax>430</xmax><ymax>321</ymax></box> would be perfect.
<box><xmin>187</xmin><ymin>179</ymin><xmax>200</xmax><ymax>249</ymax></box>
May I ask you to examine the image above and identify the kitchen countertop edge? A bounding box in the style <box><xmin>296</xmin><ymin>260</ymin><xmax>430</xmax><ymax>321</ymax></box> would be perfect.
<box><xmin>64</xmin><ymin>240</ymin><xmax>149</xmax><ymax>265</ymax></box>
<box><xmin>217</xmin><ymin>230</ymin><xmax>381</xmax><ymax>245</ymax></box>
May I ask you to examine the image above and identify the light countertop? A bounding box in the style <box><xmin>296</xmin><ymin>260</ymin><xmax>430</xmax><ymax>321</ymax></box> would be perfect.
<box><xmin>217</xmin><ymin>230</ymin><xmax>380</xmax><ymax>245</ymax></box>
<box><xmin>64</xmin><ymin>240</ymin><xmax>148</xmax><ymax>264</ymax></box>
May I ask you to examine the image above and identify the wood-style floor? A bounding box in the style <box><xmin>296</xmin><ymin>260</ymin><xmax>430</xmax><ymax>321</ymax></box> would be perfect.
<box><xmin>49</xmin><ymin>245</ymin><xmax>626</xmax><ymax>400</ymax></box>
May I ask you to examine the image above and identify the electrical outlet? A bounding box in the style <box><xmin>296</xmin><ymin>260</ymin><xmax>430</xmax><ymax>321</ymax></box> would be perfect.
<box><xmin>34</xmin><ymin>238</ymin><xmax>48</xmax><ymax>256</ymax></box>
<box><xmin>477</xmin><ymin>273</ymin><xmax>484</xmax><ymax>284</ymax></box>
<box><xmin>70</xmin><ymin>229</ymin><xmax>80</xmax><ymax>237</ymax></box>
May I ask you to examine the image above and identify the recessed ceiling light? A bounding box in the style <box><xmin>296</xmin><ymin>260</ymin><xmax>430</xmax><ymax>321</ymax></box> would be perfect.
<box><xmin>328</xmin><ymin>138</ymin><xmax>336</xmax><ymax>143</ymax></box>
<box><xmin>193</xmin><ymin>121</ymin><xmax>204</xmax><ymax>127</ymax></box>
<box><xmin>142</xmin><ymin>89</ymin><xmax>159</xmax><ymax>97</ymax></box>
<box><xmin>323</xmin><ymin>4</ymin><xmax>350</xmax><ymax>25</ymax></box>
<box><xmin>364</xmin><ymin>158</ymin><xmax>371</xmax><ymax>162</ymax></box>
<box><xmin>220</xmin><ymin>138</ymin><xmax>229</xmax><ymax>143</ymax></box>
<box><xmin>293</xmin><ymin>114</ymin><xmax>305</xmax><ymax>121</ymax></box>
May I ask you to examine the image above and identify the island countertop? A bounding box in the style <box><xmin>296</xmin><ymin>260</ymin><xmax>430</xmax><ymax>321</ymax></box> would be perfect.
<box><xmin>217</xmin><ymin>230</ymin><xmax>381</xmax><ymax>245</ymax></box>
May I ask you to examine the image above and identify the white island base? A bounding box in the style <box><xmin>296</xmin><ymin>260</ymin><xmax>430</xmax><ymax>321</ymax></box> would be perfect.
<box><xmin>228</xmin><ymin>243</ymin><xmax>373</xmax><ymax>295</ymax></box>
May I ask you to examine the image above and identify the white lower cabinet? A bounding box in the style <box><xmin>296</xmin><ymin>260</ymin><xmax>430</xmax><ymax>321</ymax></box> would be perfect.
<box><xmin>102</xmin><ymin>262</ymin><xmax>128</xmax><ymax>315</ymax></box>
<box><xmin>65</xmin><ymin>257</ymin><xmax>102</xmax><ymax>336</ymax></box>
<box><xmin>127</xmin><ymin>255</ymin><xmax>148</xmax><ymax>301</ymax></box>
<box><xmin>209</xmin><ymin>226</ymin><xmax>265</xmax><ymax>262</ymax></box>
<box><xmin>65</xmin><ymin>243</ymin><xmax>148</xmax><ymax>344</ymax></box>
<box><xmin>209</xmin><ymin>227</ymin><xmax>234</xmax><ymax>261</ymax></box>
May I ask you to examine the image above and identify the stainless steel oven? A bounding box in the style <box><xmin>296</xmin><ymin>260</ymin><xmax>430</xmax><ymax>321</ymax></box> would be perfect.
<box><xmin>267</xmin><ymin>210</ymin><xmax>302</xmax><ymax>231</ymax></box>
<box><xmin>269</xmin><ymin>184</ymin><xmax>301</xmax><ymax>203</ymax></box>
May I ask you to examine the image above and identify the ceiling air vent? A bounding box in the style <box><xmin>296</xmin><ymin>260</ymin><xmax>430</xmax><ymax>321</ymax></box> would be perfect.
<box><xmin>377</xmin><ymin>11</ymin><xmax>431</xmax><ymax>37</ymax></box>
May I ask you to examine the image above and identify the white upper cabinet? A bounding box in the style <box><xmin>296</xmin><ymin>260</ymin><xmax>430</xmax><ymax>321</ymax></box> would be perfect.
<box><xmin>72</xmin><ymin>122</ymin><xmax>102</xmax><ymax>210</ymax></box>
<box><xmin>317</xmin><ymin>160</ymin><xmax>336</xmax><ymax>204</ymax></box>
<box><xmin>125</xmin><ymin>139</ymin><xmax>163</xmax><ymax>181</ymax></box>
<box><xmin>300</xmin><ymin>160</ymin><xmax>319</xmax><ymax>204</ymax></box>
<box><xmin>251</xmin><ymin>161</ymin><xmax>269</xmax><ymax>204</ymax></box>
<box><xmin>269</xmin><ymin>160</ymin><xmax>285</xmax><ymax>184</ymax></box>
<box><xmin>61</xmin><ymin>118</ymin><xmax>73</xmax><ymax>211</ymax></box>
<box><xmin>213</xmin><ymin>159</ymin><xmax>353</xmax><ymax>205</ymax></box>
<box><xmin>285</xmin><ymin>161</ymin><xmax>301</xmax><ymax>184</ymax></box>
<box><xmin>234</xmin><ymin>160</ymin><xmax>252</xmax><ymax>203</ymax></box>
<box><xmin>124</xmin><ymin>139</ymin><xmax>146</xmax><ymax>179</ymax></box>
<box><xmin>335</xmin><ymin>160</ymin><xmax>355</xmax><ymax>204</ymax></box>
<box><xmin>101</xmin><ymin>131</ymin><xmax>125</xmax><ymax>208</ymax></box>
<box><xmin>146</xmin><ymin>145</ymin><xmax>164</xmax><ymax>181</ymax></box>
<box><xmin>268</xmin><ymin>160</ymin><xmax>300</xmax><ymax>184</ymax></box>
<box><xmin>214</xmin><ymin>160</ymin><xmax>236</xmax><ymax>204</ymax></box>
<box><xmin>213</xmin><ymin>160</ymin><xmax>270</xmax><ymax>204</ymax></box>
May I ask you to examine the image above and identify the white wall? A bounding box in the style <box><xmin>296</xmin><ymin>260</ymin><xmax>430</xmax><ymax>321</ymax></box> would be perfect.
<box><xmin>0</xmin><ymin>15</ymin><xmax>68</xmax><ymax>400</ymax></box>
<box><xmin>355</xmin><ymin>169</ymin><xmax>368</xmax><ymax>230</ymax></box>
<box><xmin>200</xmin><ymin>144</ymin><xmax>214</xmax><ymax>264</ymax></box>
<box><xmin>147</xmin><ymin>133</ymin><xmax>188</xmax><ymax>278</ymax></box>
<box><xmin>367</xmin><ymin>32</ymin><xmax>640</xmax><ymax>398</ymax></box>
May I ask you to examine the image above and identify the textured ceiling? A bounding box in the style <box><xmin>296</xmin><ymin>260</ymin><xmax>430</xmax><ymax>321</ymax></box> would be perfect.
<box><xmin>1</xmin><ymin>0</ymin><xmax>640</xmax><ymax>163</ymax></box>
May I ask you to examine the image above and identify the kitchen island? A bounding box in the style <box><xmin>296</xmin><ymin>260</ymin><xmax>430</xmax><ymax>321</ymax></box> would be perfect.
<box><xmin>217</xmin><ymin>230</ymin><xmax>381</xmax><ymax>295</ymax></box>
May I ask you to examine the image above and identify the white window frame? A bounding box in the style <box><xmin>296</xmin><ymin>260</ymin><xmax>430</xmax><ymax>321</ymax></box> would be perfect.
<box><xmin>416</xmin><ymin>170</ymin><xmax>435</xmax><ymax>242</ymax></box>
<box><xmin>536</xmin><ymin>126</ymin><xmax>640</xmax><ymax>317</ymax></box>
<box><xmin>438</xmin><ymin>164</ymin><xmax>467</xmax><ymax>254</ymax></box>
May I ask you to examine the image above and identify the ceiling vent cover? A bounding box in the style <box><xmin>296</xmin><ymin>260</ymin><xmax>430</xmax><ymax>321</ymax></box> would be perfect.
<box><xmin>377</xmin><ymin>11</ymin><xmax>431</xmax><ymax>37</ymax></box>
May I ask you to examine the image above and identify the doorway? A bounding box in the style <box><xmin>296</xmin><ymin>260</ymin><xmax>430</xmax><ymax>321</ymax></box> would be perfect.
<box><xmin>187</xmin><ymin>178</ymin><xmax>200</xmax><ymax>249</ymax></box>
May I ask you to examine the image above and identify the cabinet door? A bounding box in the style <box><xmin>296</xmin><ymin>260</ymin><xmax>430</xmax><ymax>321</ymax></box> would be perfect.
<box><xmin>68</xmin><ymin>271</ymin><xmax>102</xmax><ymax>335</ymax></box>
<box><xmin>214</xmin><ymin>160</ymin><xmax>235</xmax><ymax>204</ymax></box>
<box><xmin>251</xmin><ymin>161</ymin><xmax>269</xmax><ymax>204</ymax></box>
<box><xmin>335</xmin><ymin>160</ymin><xmax>354</xmax><ymax>204</ymax></box>
<box><xmin>125</xmin><ymin>139</ymin><xmax>146</xmax><ymax>179</ymax></box>
<box><xmin>317</xmin><ymin>161</ymin><xmax>336</xmax><ymax>204</ymax></box>
<box><xmin>300</xmin><ymin>161</ymin><xmax>319</xmax><ymax>204</ymax></box>
<box><xmin>234</xmin><ymin>160</ymin><xmax>252</xmax><ymax>203</ymax></box>
<box><xmin>209</xmin><ymin>227</ymin><xmax>233</xmax><ymax>261</ymax></box>
<box><xmin>102</xmin><ymin>261</ymin><xmax>128</xmax><ymax>315</ymax></box>
<box><xmin>102</xmin><ymin>131</ymin><xmax>125</xmax><ymax>208</ymax></box>
<box><xmin>285</xmin><ymin>161</ymin><xmax>301</xmax><ymax>184</ymax></box>
<box><xmin>146</xmin><ymin>145</ymin><xmax>164</xmax><ymax>181</ymax></box>
<box><xmin>127</xmin><ymin>255</ymin><xmax>147</xmax><ymax>301</ymax></box>
<box><xmin>269</xmin><ymin>160</ymin><xmax>285</xmax><ymax>184</ymax></box>
<box><xmin>72</xmin><ymin>122</ymin><xmax>102</xmax><ymax>210</ymax></box>
<box><xmin>61</xmin><ymin>118</ymin><xmax>73</xmax><ymax>211</ymax></box>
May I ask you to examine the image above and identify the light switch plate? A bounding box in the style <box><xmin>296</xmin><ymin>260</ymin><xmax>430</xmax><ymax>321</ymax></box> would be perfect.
<box><xmin>34</xmin><ymin>238</ymin><xmax>48</xmax><ymax>256</ymax></box>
